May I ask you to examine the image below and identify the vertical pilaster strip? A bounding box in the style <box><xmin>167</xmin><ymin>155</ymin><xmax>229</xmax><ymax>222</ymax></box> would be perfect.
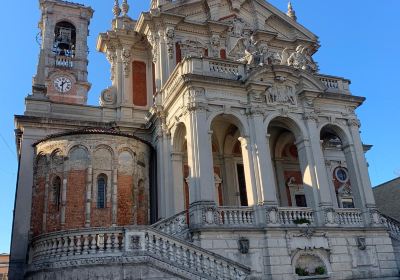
<box><xmin>85</xmin><ymin>165</ymin><xmax>92</xmax><ymax>227</ymax></box>
<box><xmin>112</xmin><ymin>164</ymin><xmax>118</xmax><ymax>226</ymax></box>
<box><xmin>60</xmin><ymin>172</ymin><xmax>67</xmax><ymax>229</ymax></box>
<box><xmin>43</xmin><ymin>173</ymin><xmax>50</xmax><ymax>232</ymax></box>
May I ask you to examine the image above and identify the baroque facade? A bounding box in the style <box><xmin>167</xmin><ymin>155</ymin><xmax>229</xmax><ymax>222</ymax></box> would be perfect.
<box><xmin>9</xmin><ymin>0</ymin><xmax>400</xmax><ymax>279</ymax></box>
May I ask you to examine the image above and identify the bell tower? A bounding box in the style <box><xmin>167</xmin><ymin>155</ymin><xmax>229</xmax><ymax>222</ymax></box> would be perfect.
<box><xmin>32</xmin><ymin>0</ymin><xmax>93</xmax><ymax>104</ymax></box>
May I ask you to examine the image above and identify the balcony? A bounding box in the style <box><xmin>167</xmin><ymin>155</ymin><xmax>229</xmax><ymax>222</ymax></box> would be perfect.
<box><xmin>161</xmin><ymin>57</ymin><xmax>352</xmax><ymax>101</ymax></box>
<box><xmin>316</xmin><ymin>74</ymin><xmax>351</xmax><ymax>95</ymax></box>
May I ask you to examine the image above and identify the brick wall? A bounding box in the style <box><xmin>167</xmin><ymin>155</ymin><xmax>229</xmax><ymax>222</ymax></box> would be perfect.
<box><xmin>117</xmin><ymin>174</ymin><xmax>134</xmax><ymax>225</ymax></box>
<box><xmin>31</xmin><ymin>178</ymin><xmax>45</xmax><ymax>236</ymax></box>
<box><xmin>65</xmin><ymin>170</ymin><xmax>86</xmax><ymax>229</ymax></box>
<box><xmin>132</xmin><ymin>61</ymin><xmax>147</xmax><ymax>106</ymax></box>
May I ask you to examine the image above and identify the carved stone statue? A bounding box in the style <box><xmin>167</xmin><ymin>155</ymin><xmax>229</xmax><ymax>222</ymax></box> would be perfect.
<box><xmin>281</xmin><ymin>45</ymin><xmax>318</xmax><ymax>72</ymax></box>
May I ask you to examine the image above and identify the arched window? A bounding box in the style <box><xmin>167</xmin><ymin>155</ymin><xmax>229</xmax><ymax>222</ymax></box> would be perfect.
<box><xmin>52</xmin><ymin>176</ymin><xmax>61</xmax><ymax>210</ymax></box>
<box><xmin>97</xmin><ymin>175</ymin><xmax>107</xmax><ymax>209</ymax></box>
<box><xmin>53</xmin><ymin>21</ymin><xmax>76</xmax><ymax>57</ymax></box>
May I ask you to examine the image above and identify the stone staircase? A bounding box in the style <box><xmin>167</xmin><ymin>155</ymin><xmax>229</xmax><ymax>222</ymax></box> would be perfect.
<box><xmin>28</xmin><ymin>224</ymin><xmax>250</xmax><ymax>280</ymax></box>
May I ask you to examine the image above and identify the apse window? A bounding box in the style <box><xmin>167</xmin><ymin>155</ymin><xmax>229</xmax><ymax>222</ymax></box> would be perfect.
<box><xmin>97</xmin><ymin>175</ymin><xmax>107</xmax><ymax>209</ymax></box>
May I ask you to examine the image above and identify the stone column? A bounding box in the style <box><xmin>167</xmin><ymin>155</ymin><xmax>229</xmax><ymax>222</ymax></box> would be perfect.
<box><xmin>163</xmin><ymin>130</ymin><xmax>174</xmax><ymax>217</ymax></box>
<box><xmin>303</xmin><ymin>114</ymin><xmax>334</xmax><ymax>208</ymax></box>
<box><xmin>250</xmin><ymin>112</ymin><xmax>279</xmax><ymax>205</ymax></box>
<box><xmin>238</xmin><ymin>136</ymin><xmax>258</xmax><ymax>206</ymax></box>
<box><xmin>347</xmin><ymin>119</ymin><xmax>375</xmax><ymax>207</ymax></box>
<box><xmin>185</xmin><ymin>95</ymin><xmax>216</xmax><ymax>226</ymax></box>
<box><xmin>85</xmin><ymin>165</ymin><xmax>92</xmax><ymax>227</ymax></box>
<box><xmin>171</xmin><ymin>152</ymin><xmax>185</xmax><ymax>213</ymax></box>
<box><xmin>155</xmin><ymin>128</ymin><xmax>167</xmax><ymax>219</ymax></box>
<box><xmin>296</xmin><ymin>138</ymin><xmax>324</xmax><ymax>224</ymax></box>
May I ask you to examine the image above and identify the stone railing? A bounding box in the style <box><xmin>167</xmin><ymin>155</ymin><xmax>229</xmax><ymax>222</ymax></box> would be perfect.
<box><xmin>30</xmin><ymin>227</ymin><xmax>124</xmax><ymax>262</ymax></box>
<box><xmin>29</xmin><ymin>227</ymin><xmax>250</xmax><ymax>279</ymax></box>
<box><xmin>276</xmin><ymin>207</ymin><xmax>315</xmax><ymax>226</ymax></box>
<box><xmin>334</xmin><ymin>208</ymin><xmax>363</xmax><ymax>226</ymax></box>
<box><xmin>316</xmin><ymin>74</ymin><xmax>351</xmax><ymax>94</ymax></box>
<box><xmin>144</xmin><ymin>229</ymin><xmax>250</xmax><ymax>279</ymax></box>
<box><xmin>162</xmin><ymin>57</ymin><xmax>245</xmax><ymax>99</ymax></box>
<box><xmin>55</xmin><ymin>55</ymin><xmax>73</xmax><ymax>68</ymax></box>
<box><xmin>381</xmin><ymin>214</ymin><xmax>400</xmax><ymax>238</ymax></box>
<box><xmin>152</xmin><ymin>210</ymin><xmax>188</xmax><ymax>237</ymax></box>
<box><xmin>217</xmin><ymin>207</ymin><xmax>255</xmax><ymax>226</ymax></box>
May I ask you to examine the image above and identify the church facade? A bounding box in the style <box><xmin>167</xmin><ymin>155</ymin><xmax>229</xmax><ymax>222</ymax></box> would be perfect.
<box><xmin>9</xmin><ymin>0</ymin><xmax>400</xmax><ymax>279</ymax></box>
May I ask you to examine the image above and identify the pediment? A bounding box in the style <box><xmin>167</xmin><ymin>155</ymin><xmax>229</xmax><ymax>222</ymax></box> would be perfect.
<box><xmin>161</xmin><ymin>0</ymin><xmax>317</xmax><ymax>45</ymax></box>
<box><xmin>245</xmin><ymin>65</ymin><xmax>326</xmax><ymax>105</ymax></box>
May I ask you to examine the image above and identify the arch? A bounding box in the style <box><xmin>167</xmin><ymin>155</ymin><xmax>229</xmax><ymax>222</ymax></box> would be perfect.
<box><xmin>273</xmin><ymin>131</ymin><xmax>296</xmax><ymax>159</ymax></box>
<box><xmin>93</xmin><ymin>145</ymin><xmax>113</xmax><ymax>171</ymax></box>
<box><xmin>118</xmin><ymin>150</ymin><xmax>135</xmax><ymax>175</ymax></box>
<box><xmin>318</xmin><ymin>122</ymin><xmax>352</xmax><ymax>147</ymax></box>
<box><xmin>264</xmin><ymin>113</ymin><xmax>307</xmax><ymax>142</ymax></box>
<box><xmin>68</xmin><ymin>145</ymin><xmax>89</xmax><ymax>170</ymax></box>
<box><xmin>53</xmin><ymin>21</ymin><xmax>76</xmax><ymax>57</ymax></box>
<box><xmin>172</xmin><ymin>122</ymin><xmax>187</xmax><ymax>153</ymax></box>
<box><xmin>97</xmin><ymin>174</ymin><xmax>107</xmax><ymax>209</ymax></box>
<box><xmin>207</xmin><ymin>111</ymin><xmax>249</xmax><ymax>137</ymax></box>
<box><xmin>292</xmin><ymin>249</ymin><xmax>332</xmax><ymax>277</ymax></box>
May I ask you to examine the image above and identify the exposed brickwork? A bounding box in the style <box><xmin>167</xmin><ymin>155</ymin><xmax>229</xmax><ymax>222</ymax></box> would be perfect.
<box><xmin>117</xmin><ymin>174</ymin><xmax>134</xmax><ymax>225</ymax></box>
<box><xmin>65</xmin><ymin>170</ymin><xmax>86</xmax><ymax>229</ymax></box>
<box><xmin>137</xmin><ymin>180</ymin><xmax>148</xmax><ymax>225</ymax></box>
<box><xmin>175</xmin><ymin>42</ymin><xmax>182</xmax><ymax>64</ymax></box>
<box><xmin>46</xmin><ymin>175</ymin><xmax>61</xmax><ymax>233</ymax></box>
<box><xmin>31</xmin><ymin>178</ymin><xmax>45</xmax><ymax>236</ymax></box>
<box><xmin>132</xmin><ymin>61</ymin><xmax>147</xmax><ymax>106</ymax></box>
<box><xmin>220</xmin><ymin>49</ymin><xmax>227</xmax><ymax>59</ymax></box>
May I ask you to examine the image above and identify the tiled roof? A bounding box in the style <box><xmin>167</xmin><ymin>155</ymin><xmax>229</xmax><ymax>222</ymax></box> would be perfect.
<box><xmin>33</xmin><ymin>127</ymin><xmax>152</xmax><ymax>147</ymax></box>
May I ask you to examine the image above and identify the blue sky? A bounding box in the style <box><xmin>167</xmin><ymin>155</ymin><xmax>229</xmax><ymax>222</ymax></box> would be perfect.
<box><xmin>0</xmin><ymin>0</ymin><xmax>399</xmax><ymax>254</ymax></box>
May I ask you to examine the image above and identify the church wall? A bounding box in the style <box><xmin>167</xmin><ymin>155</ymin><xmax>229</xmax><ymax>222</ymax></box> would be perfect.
<box><xmin>65</xmin><ymin>170</ymin><xmax>87</xmax><ymax>229</ymax></box>
<box><xmin>194</xmin><ymin>228</ymin><xmax>399</xmax><ymax>280</ymax></box>
<box><xmin>30</xmin><ymin>133</ymin><xmax>151</xmax><ymax>237</ymax></box>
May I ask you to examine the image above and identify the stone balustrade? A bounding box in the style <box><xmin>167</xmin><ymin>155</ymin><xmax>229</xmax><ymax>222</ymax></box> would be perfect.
<box><xmin>144</xmin><ymin>229</ymin><xmax>249</xmax><ymax>279</ymax></box>
<box><xmin>334</xmin><ymin>208</ymin><xmax>363</xmax><ymax>225</ymax></box>
<box><xmin>152</xmin><ymin>210</ymin><xmax>188</xmax><ymax>237</ymax></box>
<box><xmin>316</xmin><ymin>74</ymin><xmax>351</xmax><ymax>94</ymax></box>
<box><xmin>30</xmin><ymin>227</ymin><xmax>124</xmax><ymax>262</ymax></box>
<box><xmin>381</xmin><ymin>214</ymin><xmax>400</xmax><ymax>238</ymax></box>
<box><xmin>29</xmin><ymin>227</ymin><xmax>250</xmax><ymax>279</ymax></box>
<box><xmin>217</xmin><ymin>207</ymin><xmax>255</xmax><ymax>226</ymax></box>
<box><xmin>276</xmin><ymin>207</ymin><xmax>315</xmax><ymax>226</ymax></box>
<box><xmin>55</xmin><ymin>55</ymin><xmax>73</xmax><ymax>68</ymax></box>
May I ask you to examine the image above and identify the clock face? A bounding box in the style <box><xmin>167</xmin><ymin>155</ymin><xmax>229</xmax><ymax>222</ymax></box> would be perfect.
<box><xmin>53</xmin><ymin>76</ymin><xmax>72</xmax><ymax>93</ymax></box>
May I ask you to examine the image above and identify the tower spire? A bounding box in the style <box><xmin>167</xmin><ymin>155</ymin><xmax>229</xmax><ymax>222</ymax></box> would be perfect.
<box><xmin>287</xmin><ymin>1</ymin><xmax>297</xmax><ymax>21</ymax></box>
<box><xmin>113</xmin><ymin>0</ymin><xmax>121</xmax><ymax>18</ymax></box>
<box><xmin>121</xmin><ymin>0</ymin><xmax>130</xmax><ymax>16</ymax></box>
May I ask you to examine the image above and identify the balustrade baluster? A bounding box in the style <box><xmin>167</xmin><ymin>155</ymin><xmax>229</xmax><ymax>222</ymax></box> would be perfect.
<box><xmin>68</xmin><ymin>235</ymin><xmax>75</xmax><ymax>256</ymax></box>
<box><xmin>89</xmin><ymin>234</ymin><xmax>97</xmax><ymax>254</ymax></box>
<box><xmin>106</xmin><ymin>234</ymin><xmax>112</xmax><ymax>252</ymax></box>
